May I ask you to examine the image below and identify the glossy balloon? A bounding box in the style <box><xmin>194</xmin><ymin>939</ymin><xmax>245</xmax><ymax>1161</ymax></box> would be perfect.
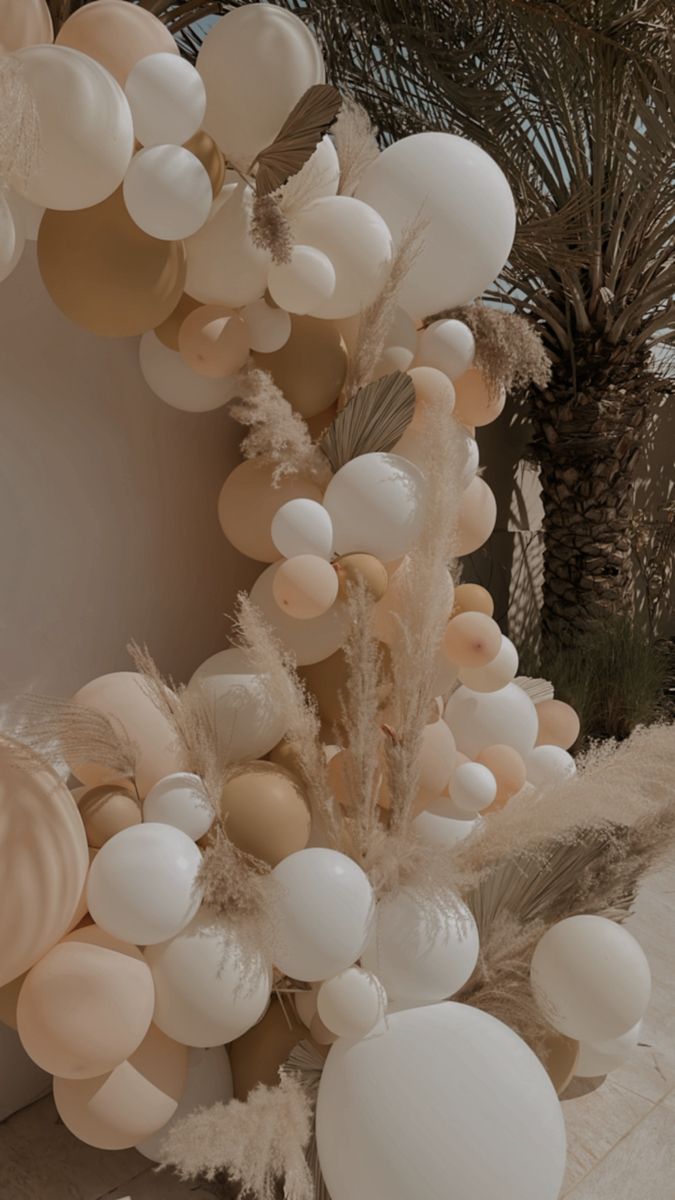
<box><xmin>218</xmin><ymin>458</ymin><xmax>323</xmax><ymax>562</ymax></box>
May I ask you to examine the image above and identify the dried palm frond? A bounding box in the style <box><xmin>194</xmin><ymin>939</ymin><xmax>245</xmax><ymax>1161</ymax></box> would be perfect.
<box><xmin>253</xmin><ymin>84</ymin><xmax>342</xmax><ymax>196</ymax></box>
<box><xmin>319</xmin><ymin>371</ymin><xmax>415</xmax><ymax>472</ymax></box>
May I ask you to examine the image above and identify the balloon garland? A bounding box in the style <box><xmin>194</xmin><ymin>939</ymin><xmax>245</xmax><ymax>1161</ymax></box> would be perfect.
<box><xmin>0</xmin><ymin>5</ymin><xmax>665</xmax><ymax>1200</ymax></box>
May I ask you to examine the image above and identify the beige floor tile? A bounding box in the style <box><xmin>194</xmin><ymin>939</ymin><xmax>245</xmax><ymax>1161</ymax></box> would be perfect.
<box><xmin>103</xmin><ymin>1166</ymin><xmax>214</xmax><ymax>1198</ymax></box>
<box><xmin>560</xmin><ymin>1076</ymin><xmax>654</xmax><ymax>1193</ymax></box>
<box><xmin>563</xmin><ymin>1090</ymin><xmax>675</xmax><ymax>1200</ymax></box>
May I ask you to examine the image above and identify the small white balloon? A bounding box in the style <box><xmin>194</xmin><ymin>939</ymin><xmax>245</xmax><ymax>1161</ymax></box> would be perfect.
<box><xmin>416</xmin><ymin>319</ymin><xmax>476</xmax><ymax>379</ymax></box>
<box><xmin>575</xmin><ymin>1021</ymin><xmax>642</xmax><ymax>1078</ymax></box>
<box><xmin>125</xmin><ymin>53</ymin><xmax>206</xmax><ymax>147</ymax></box>
<box><xmin>186</xmin><ymin>182</ymin><xmax>270</xmax><ymax>308</ymax></box>
<box><xmin>272</xmin><ymin>848</ymin><xmax>375</xmax><ymax>982</ymax></box>
<box><xmin>459</xmin><ymin>635</ymin><xmax>519</xmax><ymax>693</ymax></box>
<box><xmin>0</xmin><ymin>188</ymin><xmax>25</xmax><ymax>283</ymax></box>
<box><xmin>188</xmin><ymin>647</ymin><xmax>286</xmax><ymax>763</ymax></box>
<box><xmin>87</xmin><ymin>822</ymin><xmax>203</xmax><ymax>946</ymax></box>
<box><xmin>143</xmin><ymin>772</ymin><xmax>214</xmax><ymax>841</ymax></box>
<box><xmin>271</xmin><ymin>498</ymin><xmax>334</xmax><ymax>560</ymax></box>
<box><xmin>123</xmin><ymin>145</ymin><xmax>212</xmax><ymax>240</ymax></box>
<box><xmin>526</xmin><ymin>745</ymin><xmax>577</xmax><ymax>787</ymax></box>
<box><xmin>361</xmin><ymin>889</ymin><xmax>479</xmax><ymax>1006</ymax></box>
<box><xmin>250</xmin><ymin>563</ymin><xmax>347</xmax><ymax>666</ymax></box>
<box><xmin>323</xmin><ymin>452</ymin><xmax>426</xmax><ymax>561</ymax></box>
<box><xmin>242</xmin><ymin>298</ymin><xmax>292</xmax><ymax>353</ymax></box>
<box><xmin>139</xmin><ymin>332</ymin><xmax>237</xmax><ymax>412</ymax></box>
<box><xmin>444</xmin><ymin>682</ymin><xmax>539</xmax><ymax>759</ymax></box>
<box><xmin>291</xmin><ymin>195</ymin><xmax>393</xmax><ymax>319</ymax></box>
<box><xmin>268</xmin><ymin>245</ymin><xmax>336</xmax><ymax>314</ymax></box>
<box><xmin>448</xmin><ymin>761</ymin><xmax>497</xmax><ymax>814</ymax></box>
<box><xmin>136</xmin><ymin>1045</ymin><xmax>233</xmax><ymax>1162</ymax></box>
<box><xmin>317</xmin><ymin>968</ymin><xmax>385</xmax><ymax>1039</ymax></box>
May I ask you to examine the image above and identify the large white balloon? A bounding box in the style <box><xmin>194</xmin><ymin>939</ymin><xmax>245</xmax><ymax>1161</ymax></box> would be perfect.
<box><xmin>575</xmin><ymin>1021</ymin><xmax>642</xmax><ymax>1079</ymax></box>
<box><xmin>526</xmin><ymin>745</ymin><xmax>577</xmax><ymax>787</ymax></box>
<box><xmin>323</xmin><ymin>453</ymin><xmax>426</xmax><ymax>561</ymax></box>
<box><xmin>459</xmin><ymin>635</ymin><xmax>519</xmax><ymax>693</ymax></box>
<box><xmin>290</xmin><ymin>196</ymin><xmax>393</xmax><ymax>319</ymax></box>
<box><xmin>125</xmin><ymin>53</ymin><xmax>206</xmax><ymax>147</ymax></box>
<box><xmin>530</xmin><ymin>916</ymin><xmax>651</xmax><ymax>1043</ymax></box>
<box><xmin>143</xmin><ymin>773</ymin><xmax>214</xmax><ymax>841</ymax></box>
<box><xmin>123</xmin><ymin>145</ymin><xmax>212</xmax><ymax>240</ymax></box>
<box><xmin>250</xmin><ymin>564</ymin><xmax>347</xmax><ymax>666</ymax></box>
<box><xmin>139</xmin><ymin>332</ymin><xmax>238</xmax><ymax>413</ymax></box>
<box><xmin>185</xmin><ymin>182</ymin><xmax>270</xmax><ymax>308</ymax></box>
<box><xmin>13</xmin><ymin>46</ymin><xmax>134</xmax><ymax>210</ymax></box>
<box><xmin>197</xmin><ymin>5</ymin><xmax>324</xmax><ymax>165</ymax></box>
<box><xmin>137</xmin><ymin>1045</ymin><xmax>233</xmax><ymax>1162</ymax></box>
<box><xmin>145</xmin><ymin>910</ymin><xmax>271</xmax><ymax>1047</ymax></box>
<box><xmin>87</xmin><ymin>823</ymin><xmax>203</xmax><ymax>946</ymax></box>
<box><xmin>356</xmin><ymin>132</ymin><xmax>516</xmax><ymax>317</ymax></box>
<box><xmin>361</xmin><ymin>889</ymin><xmax>478</xmax><ymax>1006</ymax></box>
<box><xmin>188</xmin><ymin>647</ymin><xmax>286</xmax><ymax>763</ymax></box>
<box><xmin>271</xmin><ymin>849</ymin><xmax>374</xmax><ymax>982</ymax></box>
<box><xmin>316</xmin><ymin>1004</ymin><xmax>567</xmax><ymax>1200</ymax></box>
<box><xmin>444</xmin><ymin>682</ymin><xmax>539</xmax><ymax>759</ymax></box>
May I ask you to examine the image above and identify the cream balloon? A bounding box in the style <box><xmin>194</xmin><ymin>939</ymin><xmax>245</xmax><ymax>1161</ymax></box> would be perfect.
<box><xmin>361</xmin><ymin>889</ymin><xmax>478</xmax><ymax>1006</ymax></box>
<box><xmin>185</xmin><ymin>182</ymin><xmax>270</xmax><ymax>307</ymax></box>
<box><xmin>316</xmin><ymin>1004</ymin><xmax>566</xmax><ymax>1200</ymax></box>
<box><xmin>291</xmin><ymin>196</ymin><xmax>393</xmax><ymax>319</ymax></box>
<box><xmin>443</xmin><ymin>611</ymin><xmax>502</xmax><ymax>669</ymax></box>
<box><xmin>444</xmin><ymin>681</ymin><xmax>539</xmax><ymax>759</ymax></box>
<box><xmin>271</xmin><ymin>498</ymin><xmax>334</xmax><ymax>560</ymax></box>
<box><xmin>459</xmin><ymin>634</ymin><xmax>519</xmax><ymax>692</ymax></box>
<box><xmin>242</xmin><ymin>298</ymin><xmax>292</xmax><ymax>353</ymax></box>
<box><xmin>323</xmin><ymin>452</ymin><xmax>426</xmax><ymax>561</ymax></box>
<box><xmin>355</xmin><ymin>132</ymin><xmax>516</xmax><ymax>317</ymax></box>
<box><xmin>416</xmin><ymin>319</ymin><xmax>476</xmax><ymax>379</ymax></box>
<box><xmin>294</xmin><ymin>987</ymin><xmax>318</xmax><ymax>1029</ymax></box>
<box><xmin>250</xmin><ymin>563</ymin><xmax>348</xmax><ymax>666</ymax></box>
<box><xmin>268</xmin><ymin>245</ymin><xmax>336</xmax><ymax>314</ymax></box>
<box><xmin>457</xmin><ymin>475</ymin><xmax>498</xmax><ymax>555</ymax></box>
<box><xmin>123</xmin><ymin>145</ymin><xmax>212</xmax><ymax>240</ymax></box>
<box><xmin>87</xmin><ymin>823</ymin><xmax>203</xmax><ymax>946</ymax></box>
<box><xmin>531</xmin><ymin>916</ymin><xmax>651</xmax><ymax>1043</ymax></box>
<box><xmin>145</xmin><ymin>910</ymin><xmax>271</xmax><ymax>1047</ymax></box>
<box><xmin>125</xmin><ymin>53</ymin><xmax>206</xmax><ymax>147</ymax></box>
<box><xmin>526</xmin><ymin>745</ymin><xmax>577</xmax><ymax>788</ymax></box>
<box><xmin>139</xmin><ymin>331</ymin><xmax>238</xmax><ymax>412</ymax></box>
<box><xmin>317</xmin><ymin>968</ymin><xmax>385</xmax><ymax>1039</ymax></box>
<box><xmin>0</xmin><ymin>0</ymin><xmax>53</xmax><ymax>50</ymax></box>
<box><xmin>197</xmin><ymin>5</ymin><xmax>324</xmax><ymax>165</ymax></box>
<box><xmin>188</xmin><ymin>647</ymin><xmax>286</xmax><ymax>762</ymax></box>
<box><xmin>178</xmin><ymin>304</ymin><xmax>250</xmax><ymax>378</ymax></box>
<box><xmin>136</xmin><ymin>1045</ymin><xmax>233</xmax><ymax>1162</ymax></box>
<box><xmin>279</xmin><ymin>135</ymin><xmax>340</xmax><ymax>204</ymax></box>
<box><xmin>575</xmin><ymin>1021</ymin><xmax>642</xmax><ymax>1079</ymax></box>
<box><xmin>55</xmin><ymin>0</ymin><xmax>178</xmax><ymax>84</ymax></box>
<box><xmin>0</xmin><ymin>188</ymin><xmax>25</xmax><ymax>283</ymax></box>
<box><xmin>447</xmin><ymin>761</ymin><xmax>497</xmax><ymax>814</ymax></box>
<box><xmin>271</xmin><ymin>849</ymin><xmax>374</xmax><ymax>982</ymax></box>
<box><xmin>535</xmin><ymin>698</ymin><xmax>581</xmax><ymax>750</ymax></box>
<box><xmin>12</xmin><ymin>46</ymin><xmax>134</xmax><ymax>210</ymax></box>
<box><xmin>272</xmin><ymin>555</ymin><xmax>339</xmax><ymax>619</ymax></box>
<box><xmin>393</xmin><ymin>366</ymin><xmax>456</xmax><ymax>467</ymax></box>
<box><xmin>142</xmin><ymin>773</ymin><xmax>214</xmax><ymax>841</ymax></box>
<box><xmin>454</xmin><ymin>367</ymin><xmax>506</xmax><ymax>427</ymax></box>
<box><xmin>418</xmin><ymin>720</ymin><xmax>456</xmax><ymax>803</ymax></box>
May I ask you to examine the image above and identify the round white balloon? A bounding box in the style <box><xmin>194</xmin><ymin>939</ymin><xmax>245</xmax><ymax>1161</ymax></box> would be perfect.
<box><xmin>145</xmin><ymin>909</ymin><xmax>271</xmax><ymax>1047</ymax></box>
<box><xmin>125</xmin><ymin>53</ymin><xmax>206</xmax><ymax>147</ymax></box>
<box><xmin>290</xmin><ymin>196</ymin><xmax>393</xmax><ymax>319</ymax></box>
<box><xmin>271</xmin><ymin>499</ymin><xmax>334</xmax><ymax>560</ymax></box>
<box><xmin>416</xmin><ymin>319</ymin><xmax>476</xmax><ymax>380</ymax></box>
<box><xmin>317</xmin><ymin>968</ymin><xmax>385</xmax><ymax>1039</ymax></box>
<box><xmin>413</xmin><ymin>809</ymin><xmax>480</xmax><ymax>849</ymax></box>
<box><xmin>188</xmin><ymin>647</ymin><xmax>286</xmax><ymax>763</ymax></box>
<box><xmin>87</xmin><ymin>822</ymin><xmax>203</xmax><ymax>946</ymax></box>
<box><xmin>143</xmin><ymin>773</ymin><xmax>214</xmax><ymax>841</ymax></box>
<box><xmin>448</xmin><ymin>761</ymin><xmax>497</xmax><ymax>814</ymax></box>
<box><xmin>575</xmin><ymin>1021</ymin><xmax>642</xmax><ymax>1079</ymax></box>
<box><xmin>444</xmin><ymin>682</ymin><xmax>539</xmax><ymax>759</ymax></box>
<box><xmin>361</xmin><ymin>889</ymin><xmax>478</xmax><ymax>1006</ymax></box>
<box><xmin>530</xmin><ymin>916</ymin><xmax>651</xmax><ymax>1043</ymax></box>
<box><xmin>526</xmin><ymin>745</ymin><xmax>577</xmax><ymax>787</ymax></box>
<box><xmin>271</xmin><ymin>849</ymin><xmax>374</xmax><ymax>982</ymax></box>
<box><xmin>136</xmin><ymin>1044</ymin><xmax>233</xmax><ymax>1162</ymax></box>
<box><xmin>139</xmin><ymin>332</ymin><xmax>238</xmax><ymax>412</ymax></box>
<box><xmin>123</xmin><ymin>145</ymin><xmax>212</xmax><ymax>240</ymax></box>
<box><xmin>250</xmin><ymin>564</ymin><xmax>347</xmax><ymax>666</ymax></box>
<box><xmin>316</xmin><ymin>1003</ymin><xmax>567</xmax><ymax>1200</ymax></box>
<box><xmin>242</xmin><ymin>298</ymin><xmax>292</xmax><ymax>353</ymax></box>
<box><xmin>186</xmin><ymin>182</ymin><xmax>270</xmax><ymax>308</ymax></box>
<box><xmin>323</xmin><ymin>452</ymin><xmax>426</xmax><ymax>561</ymax></box>
<box><xmin>356</xmin><ymin>132</ymin><xmax>516</xmax><ymax>317</ymax></box>
<box><xmin>459</xmin><ymin>635</ymin><xmax>519</xmax><ymax>693</ymax></box>
<box><xmin>268</xmin><ymin>245</ymin><xmax>336</xmax><ymax>314</ymax></box>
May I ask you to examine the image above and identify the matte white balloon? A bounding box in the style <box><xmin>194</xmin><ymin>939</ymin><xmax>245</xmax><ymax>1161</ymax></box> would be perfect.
<box><xmin>13</xmin><ymin>45</ymin><xmax>134</xmax><ymax>210</ymax></box>
<box><xmin>242</xmin><ymin>298</ymin><xmax>292</xmax><ymax>353</ymax></box>
<box><xmin>145</xmin><ymin>910</ymin><xmax>271</xmax><ymax>1047</ymax></box>
<box><xmin>291</xmin><ymin>196</ymin><xmax>393</xmax><ymax>319</ymax></box>
<box><xmin>356</xmin><ymin>132</ymin><xmax>516</xmax><ymax>317</ymax></box>
<box><xmin>87</xmin><ymin>823</ymin><xmax>203</xmax><ymax>946</ymax></box>
<box><xmin>143</xmin><ymin>773</ymin><xmax>214</xmax><ymax>841</ymax></box>
<box><xmin>459</xmin><ymin>635</ymin><xmax>519</xmax><ymax>693</ymax></box>
<box><xmin>139</xmin><ymin>332</ymin><xmax>237</xmax><ymax>412</ymax></box>
<box><xmin>526</xmin><ymin>745</ymin><xmax>577</xmax><ymax>787</ymax></box>
<box><xmin>458</xmin><ymin>425</ymin><xmax>480</xmax><ymax>488</ymax></box>
<box><xmin>361</xmin><ymin>889</ymin><xmax>479</xmax><ymax>1006</ymax></box>
<box><xmin>530</xmin><ymin>916</ymin><xmax>651</xmax><ymax>1043</ymax></box>
<box><xmin>444</xmin><ymin>682</ymin><xmax>539</xmax><ymax>759</ymax></box>
<box><xmin>316</xmin><ymin>1004</ymin><xmax>567</xmax><ymax>1200</ymax></box>
<box><xmin>317</xmin><ymin>968</ymin><xmax>385</xmax><ymax>1039</ymax></box>
<box><xmin>137</xmin><ymin>1045</ymin><xmax>233</xmax><ymax>1161</ymax></box>
<box><xmin>575</xmin><ymin>1021</ymin><xmax>642</xmax><ymax>1078</ymax></box>
<box><xmin>185</xmin><ymin>182</ymin><xmax>270</xmax><ymax>307</ymax></box>
<box><xmin>271</xmin><ymin>499</ymin><xmax>334</xmax><ymax>560</ymax></box>
<box><xmin>448</xmin><ymin>761</ymin><xmax>497</xmax><ymax>814</ymax></box>
<box><xmin>268</xmin><ymin>245</ymin><xmax>336</xmax><ymax>314</ymax></box>
<box><xmin>125</xmin><ymin>53</ymin><xmax>206</xmax><ymax>147</ymax></box>
<box><xmin>250</xmin><ymin>563</ymin><xmax>347</xmax><ymax>666</ymax></box>
<box><xmin>123</xmin><ymin>145</ymin><xmax>212</xmax><ymax>240</ymax></box>
<box><xmin>323</xmin><ymin>452</ymin><xmax>426</xmax><ymax>561</ymax></box>
<box><xmin>272</xmin><ymin>849</ymin><xmax>374</xmax><ymax>982</ymax></box>
<box><xmin>188</xmin><ymin>648</ymin><xmax>286</xmax><ymax>763</ymax></box>
<box><xmin>197</xmin><ymin>5</ymin><xmax>324</xmax><ymax>164</ymax></box>
<box><xmin>0</xmin><ymin>189</ymin><xmax>25</xmax><ymax>283</ymax></box>
<box><xmin>413</xmin><ymin>809</ymin><xmax>480</xmax><ymax>849</ymax></box>
<box><xmin>416</xmin><ymin>319</ymin><xmax>476</xmax><ymax>379</ymax></box>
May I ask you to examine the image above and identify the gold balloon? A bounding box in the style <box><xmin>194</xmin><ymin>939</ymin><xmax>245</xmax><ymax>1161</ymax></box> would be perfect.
<box><xmin>477</xmin><ymin>744</ymin><xmax>527</xmax><ymax>811</ymax></box>
<box><xmin>38</xmin><ymin>189</ymin><xmax>187</xmax><ymax>338</ymax></box>
<box><xmin>78</xmin><ymin>785</ymin><xmax>141</xmax><ymax>849</ymax></box>
<box><xmin>229</xmin><ymin>996</ymin><xmax>305</xmax><ymax>1101</ymax></box>
<box><xmin>305</xmin><ymin>402</ymin><xmax>338</xmax><ymax>440</ymax></box>
<box><xmin>220</xmin><ymin>762</ymin><xmax>311</xmax><ymax>866</ymax></box>
<box><xmin>267</xmin><ymin>738</ymin><xmax>304</xmax><ymax>780</ymax></box>
<box><xmin>335</xmin><ymin>553</ymin><xmax>389</xmax><ymax>602</ymax></box>
<box><xmin>253</xmin><ymin>315</ymin><xmax>348</xmax><ymax>417</ymax></box>
<box><xmin>154</xmin><ymin>293</ymin><xmax>200</xmax><ymax>351</ymax></box>
<box><xmin>218</xmin><ymin>458</ymin><xmax>323</xmax><ymax>563</ymax></box>
<box><xmin>184</xmin><ymin>130</ymin><xmax>226</xmax><ymax>198</ymax></box>
<box><xmin>452</xmin><ymin>582</ymin><xmax>495</xmax><ymax>618</ymax></box>
<box><xmin>300</xmin><ymin>644</ymin><xmax>392</xmax><ymax>727</ymax></box>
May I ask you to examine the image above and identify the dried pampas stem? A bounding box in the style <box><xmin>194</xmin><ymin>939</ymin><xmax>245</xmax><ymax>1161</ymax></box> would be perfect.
<box><xmin>0</xmin><ymin>730</ymin><xmax>57</xmax><ymax>777</ymax></box>
<box><xmin>426</xmin><ymin>303</ymin><xmax>551</xmax><ymax>398</ymax></box>
<box><xmin>8</xmin><ymin>693</ymin><xmax>135</xmax><ymax>783</ymax></box>
<box><xmin>0</xmin><ymin>55</ymin><xmax>40</xmax><ymax>184</ymax></box>
<box><xmin>333</xmin><ymin>95</ymin><xmax>380</xmax><ymax>197</ymax></box>
<box><xmin>227</xmin><ymin>365</ymin><xmax>332</xmax><ymax>485</ymax></box>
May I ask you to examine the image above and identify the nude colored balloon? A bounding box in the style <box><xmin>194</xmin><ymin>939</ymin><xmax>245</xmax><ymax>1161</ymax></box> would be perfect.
<box><xmin>418</xmin><ymin>720</ymin><xmax>456</xmax><ymax>804</ymax></box>
<box><xmin>0</xmin><ymin>750</ymin><xmax>88</xmax><ymax>988</ymax></box>
<box><xmin>56</xmin><ymin>0</ymin><xmax>178</xmax><ymax>84</ymax></box>
<box><xmin>78</xmin><ymin>785</ymin><xmax>141</xmax><ymax>848</ymax></box>
<box><xmin>178</xmin><ymin>304</ymin><xmax>250</xmax><ymax>378</ymax></box>
<box><xmin>0</xmin><ymin>0</ymin><xmax>53</xmax><ymax>50</ymax></box>
<box><xmin>154</xmin><ymin>293</ymin><xmax>200</xmax><ymax>351</ymax></box>
<box><xmin>273</xmin><ymin>555</ymin><xmax>339</xmax><ymax>620</ymax></box>
<box><xmin>220</xmin><ymin>763</ymin><xmax>311</xmax><ymax>866</ymax></box>
<box><xmin>185</xmin><ymin>182</ymin><xmax>270</xmax><ymax>308</ymax></box>
<box><xmin>253</xmin><ymin>315</ymin><xmax>348</xmax><ymax>418</ymax></box>
<box><xmin>334</xmin><ymin>553</ymin><xmax>389</xmax><ymax>602</ymax></box>
<box><xmin>443</xmin><ymin>612</ymin><xmax>502</xmax><ymax>669</ymax></box>
<box><xmin>394</xmin><ymin>367</ymin><xmax>456</xmax><ymax>466</ymax></box>
<box><xmin>17</xmin><ymin>926</ymin><xmax>154</xmax><ymax>1079</ymax></box>
<box><xmin>477</xmin><ymin>744</ymin><xmax>528</xmax><ymax>811</ymax></box>
<box><xmin>250</xmin><ymin>562</ymin><xmax>348</xmax><ymax>666</ymax></box>
<box><xmin>229</xmin><ymin>994</ymin><xmax>306</xmax><ymax>1102</ymax></box>
<box><xmin>13</xmin><ymin>45</ymin><xmax>134</xmax><ymax>210</ymax></box>
<box><xmin>38</xmin><ymin>191</ymin><xmax>186</xmax><ymax>338</ymax></box>
<box><xmin>535</xmin><ymin>699</ymin><xmax>581</xmax><ymax>751</ymax></box>
<box><xmin>454</xmin><ymin>367</ymin><xmax>506</xmax><ymax>428</ymax></box>
<box><xmin>457</xmin><ymin>476</ymin><xmax>497</xmax><ymax>556</ymax></box>
<box><xmin>71</xmin><ymin>671</ymin><xmax>185</xmax><ymax>798</ymax></box>
<box><xmin>218</xmin><ymin>459</ymin><xmax>323</xmax><ymax>562</ymax></box>
<box><xmin>140</xmin><ymin>331</ymin><xmax>238</xmax><ymax>412</ymax></box>
<box><xmin>459</xmin><ymin>634</ymin><xmax>519</xmax><ymax>692</ymax></box>
<box><xmin>452</xmin><ymin>582</ymin><xmax>494</xmax><ymax>617</ymax></box>
<box><xmin>54</xmin><ymin>1024</ymin><xmax>188</xmax><ymax>1150</ymax></box>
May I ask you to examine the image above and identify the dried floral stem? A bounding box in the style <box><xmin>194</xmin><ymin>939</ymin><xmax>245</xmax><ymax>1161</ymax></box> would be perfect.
<box><xmin>227</xmin><ymin>365</ymin><xmax>332</xmax><ymax>486</ymax></box>
<box><xmin>426</xmin><ymin>302</ymin><xmax>552</xmax><ymax>397</ymax></box>
<box><xmin>333</xmin><ymin>95</ymin><xmax>380</xmax><ymax>197</ymax></box>
<box><xmin>7</xmin><ymin>694</ymin><xmax>135</xmax><ymax>783</ymax></box>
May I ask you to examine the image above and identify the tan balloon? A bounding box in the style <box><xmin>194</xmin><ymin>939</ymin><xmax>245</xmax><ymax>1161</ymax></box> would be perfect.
<box><xmin>218</xmin><ymin>459</ymin><xmax>323</xmax><ymax>562</ymax></box>
<box><xmin>253</xmin><ymin>315</ymin><xmax>348</xmax><ymax>417</ymax></box>
<box><xmin>452</xmin><ymin>582</ymin><xmax>495</xmax><ymax>617</ymax></box>
<box><xmin>220</xmin><ymin>762</ymin><xmax>310</xmax><ymax>867</ymax></box>
<box><xmin>477</xmin><ymin>744</ymin><xmax>527</xmax><ymax>811</ymax></box>
<box><xmin>179</xmin><ymin>304</ymin><xmax>250</xmax><ymax>378</ymax></box>
<box><xmin>453</xmin><ymin>367</ymin><xmax>506</xmax><ymax>428</ymax></box>
<box><xmin>184</xmin><ymin>129</ymin><xmax>225</xmax><ymax>198</ymax></box>
<box><xmin>335</xmin><ymin>553</ymin><xmax>389</xmax><ymax>602</ymax></box>
<box><xmin>0</xmin><ymin>0</ymin><xmax>53</xmax><ymax>49</ymax></box>
<box><xmin>394</xmin><ymin>366</ymin><xmax>456</xmax><ymax>462</ymax></box>
<box><xmin>38</xmin><ymin>189</ymin><xmax>187</xmax><ymax>338</ymax></box>
<box><xmin>272</xmin><ymin>555</ymin><xmax>339</xmax><ymax>619</ymax></box>
<box><xmin>17</xmin><ymin>926</ymin><xmax>154</xmax><ymax>1079</ymax></box>
<box><xmin>229</xmin><ymin>995</ymin><xmax>305</xmax><ymax>1101</ymax></box>
<box><xmin>305</xmin><ymin>401</ymin><xmax>338</xmax><ymax>440</ymax></box>
<box><xmin>78</xmin><ymin>785</ymin><xmax>141</xmax><ymax>848</ymax></box>
<box><xmin>457</xmin><ymin>476</ymin><xmax>497</xmax><ymax>556</ymax></box>
<box><xmin>54</xmin><ymin>1024</ymin><xmax>188</xmax><ymax>1150</ymax></box>
<box><xmin>535</xmin><ymin>699</ymin><xmax>581</xmax><ymax>751</ymax></box>
<box><xmin>0</xmin><ymin>748</ymin><xmax>88</xmax><ymax>987</ymax></box>
<box><xmin>540</xmin><ymin>1031</ymin><xmax>579</xmax><ymax>1096</ymax></box>
<box><xmin>267</xmin><ymin>738</ymin><xmax>304</xmax><ymax>780</ymax></box>
<box><xmin>300</xmin><ymin>643</ymin><xmax>392</xmax><ymax>727</ymax></box>
<box><xmin>56</xmin><ymin>0</ymin><xmax>178</xmax><ymax>84</ymax></box>
<box><xmin>71</xmin><ymin>671</ymin><xmax>185</xmax><ymax>799</ymax></box>
<box><xmin>154</xmin><ymin>293</ymin><xmax>200</xmax><ymax>351</ymax></box>
<box><xmin>443</xmin><ymin>612</ymin><xmax>502</xmax><ymax>669</ymax></box>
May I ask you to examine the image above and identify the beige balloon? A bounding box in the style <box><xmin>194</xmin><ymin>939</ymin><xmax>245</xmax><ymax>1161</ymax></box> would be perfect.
<box><xmin>78</xmin><ymin>785</ymin><xmax>141</xmax><ymax>848</ymax></box>
<box><xmin>0</xmin><ymin>0</ymin><xmax>53</xmax><ymax>50</ymax></box>
<box><xmin>443</xmin><ymin>612</ymin><xmax>502</xmax><ymax>668</ymax></box>
<box><xmin>38</xmin><ymin>189</ymin><xmax>187</xmax><ymax>338</ymax></box>
<box><xmin>0</xmin><ymin>748</ymin><xmax>88</xmax><ymax>988</ymax></box>
<box><xmin>178</xmin><ymin>304</ymin><xmax>250</xmax><ymax>378</ymax></box>
<box><xmin>56</xmin><ymin>0</ymin><xmax>178</xmax><ymax>84</ymax></box>
<box><xmin>218</xmin><ymin>458</ymin><xmax>323</xmax><ymax>562</ymax></box>
<box><xmin>220</xmin><ymin>762</ymin><xmax>311</xmax><ymax>867</ymax></box>
<box><xmin>17</xmin><ymin>925</ymin><xmax>155</xmax><ymax>1079</ymax></box>
<box><xmin>453</xmin><ymin>367</ymin><xmax>506</xmax><ymax>428</ymax></box>
<box><xmin>66</xmin><ymin>846</ymin><xmax>98</xmax><ymax>933</ymax></box>
<box><xmin>154</xmin><ymin>293</ymin><xmax>200</xmax><ymax>351</ymax></box>
<box><xmin>477</xmin><ymin>744</ymin><xmax>527</xmax><ymax>811</ymax></box>
<box><xmin>229</xmin><ymin>995</ymin><xmax>306</xmax><ymax>1101</ymax></box>
<box><xmin>456</xmin><ymin>476</ymin><xmax>497</xmax><ymax>556</ymax></box>
<box><xmin>452</xmin><ymin>582</ymin><xmax>495</xmax><ymax>617</ymax></box>
<box><xmin>334</xmin><ymin>553</ymin><xmax>389</xmax><ymax>602</ymax></box>
<box><xmin>253</xmin><ymin>315</ymin><xmax>348</xmax><ymax>417</ymax></box>
<box><xmin>184</xmin><ymin>129</ymin><xmax>225</xmax><ymax>198</ymax></box>
<box><xmin>54</xmin><ymin>1024</ymin><xmax>188</xmax><ymax>1150</ymax></box>
<box><xmin>535</xmin><ymin>699</ymin><xmax>581</xmax><ymax>751</ymax></box>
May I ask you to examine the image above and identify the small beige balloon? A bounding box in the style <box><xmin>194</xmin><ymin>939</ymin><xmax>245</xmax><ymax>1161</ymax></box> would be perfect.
<box><xmin>154</xmin><ymin>293</ymin><xmax>200</xmax><ymax>351</ymax></box>
<box><xmin>218</xmin><ymin>459</ymin><xmax>323</xmax><ymax>562</ymax></box>
<box><xmin>178</xmin><ymin>304</ymin><xmax>250</xmax><ymax>378</ymax></box>
<box><xmin>55</xmin><ymin>0</ymin><xmax>178</xmax><ymax>84</ymax></box>
<box><xmin>272</xmin><ymin>555</ymin><xmax>339</xmax><ymax>619</ymax></box>
<box><xmin>453</xmin><ymin>367</ymin><xmax>506</xmax><ymax>427</ymax></box>
<box><xmin>452</xmin><ymin>582</ymin><xmax>495</xmax><ymax>617</ymax></box>
<box><xmin>535</xmin><ymin>699</ymin><xmax>581</xmax><ymax>751</ymax></box>
<box><xmin>253</xmin><ymin>315</ymin><xmax>348</xmax><ymax>417</ymax></box>
<box><xmin>334</xmin><ymin>553</ymin><xmax>389</xmax><ymax>602</ymax></box>
<box><xmin>443</xmin><ymin>612</ymin><xmax>502</xmax><ymax>668</ymax></box>
<box><xmin>220</xmin><ymin>762</ymin><xmax>311</xmax><ymax>866</ymax></box>
<box><xmin>456</xmin><ymin>476</ymin><xmax>497</xmax><ymax>556</ymax></box>
<box><xmin>78</xmin><ymin>785</ymin><xmax>141</xmax><ymax>848</ymax></box>
<box><xmin>477</xmin><ymin>744</ymin><xmax>527</xmax><ymax>811</ymax></box>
